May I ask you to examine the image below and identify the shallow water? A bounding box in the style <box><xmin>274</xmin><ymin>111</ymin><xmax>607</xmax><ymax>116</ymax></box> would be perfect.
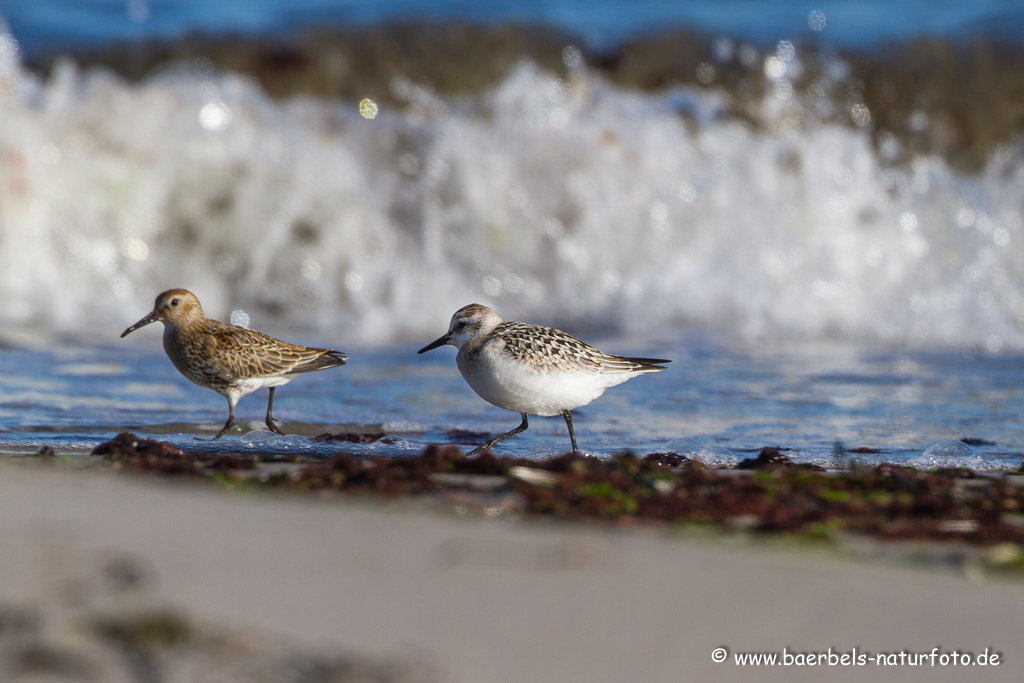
<box><xmin>0</xmin><ymin>3</ymin><xmax>1023</xmax><ymax>471</ymax></box>
<box><xmin>1</xmin><ymin>332</ymin><xmax>1020</xmax><ymax>471</ymax></box>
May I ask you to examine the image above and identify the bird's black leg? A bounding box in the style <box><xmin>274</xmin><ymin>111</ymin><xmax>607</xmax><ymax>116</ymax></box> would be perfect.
<box><xmin>213</xmin><ymin>399</ymin><xmax>236</xmax><ymax>440</ymax></box>
<box><xmin>467</xmin><ymin>413</ymin><xmax>529</xmax><ymax>456</ymax></box>
<box><xmin>265</xmin><ymin>387</ymin><xmax>285</xmax><ymax>435</ymax></box>
<box><xmin>562</xmin><ymin>410</ymin><xmax>579</xmax><ymax>454</ymax></box>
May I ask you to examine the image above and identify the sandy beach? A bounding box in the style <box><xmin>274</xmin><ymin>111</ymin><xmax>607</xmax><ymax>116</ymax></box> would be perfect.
<box><xmin>0</xmin><ymin>459</ymin><xmax>1020</xmax><ymax>682</ymax></box>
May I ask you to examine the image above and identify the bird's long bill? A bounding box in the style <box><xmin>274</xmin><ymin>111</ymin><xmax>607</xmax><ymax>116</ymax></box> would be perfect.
<box><xmin>121</xmin><ymin>311</ymin><xmax>158</xmax><ymax>338</ymax></box>
<box><xmin>417</xmin><ymin>334</ymin><xmax>450</xmax><ymax>354</ymax></box>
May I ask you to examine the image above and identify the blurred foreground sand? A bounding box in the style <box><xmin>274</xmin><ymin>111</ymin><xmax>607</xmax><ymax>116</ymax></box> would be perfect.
<box><xmin>0</xmin><ymin>460</ymin><xmax>1021</xmax><ymax>682</ymax></box>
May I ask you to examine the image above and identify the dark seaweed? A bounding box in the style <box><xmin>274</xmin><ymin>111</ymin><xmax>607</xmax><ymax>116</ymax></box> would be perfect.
<box><xmin>86</xmin><ymin>433</ymin><xmax>1024</xmax><ymax>550</ymax></box>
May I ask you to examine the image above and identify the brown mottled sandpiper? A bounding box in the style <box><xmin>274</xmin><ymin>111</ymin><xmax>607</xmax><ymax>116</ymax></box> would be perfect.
<box><xmin>122</xmin><ymin>289</ymin><xmax>347</xmax><ymax>439</ymax></box>
<box><xmin>418</xmin><ymin>304</ymin><xmax>669</xmax><ymax>454</ymax></box>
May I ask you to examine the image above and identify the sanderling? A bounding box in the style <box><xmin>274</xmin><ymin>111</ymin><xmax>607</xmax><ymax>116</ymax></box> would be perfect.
<box><xmin>418</xmin><ymin>304</ymin><xmax>669</xmax><ymax>454</ymax></box>
<box><xmin>122</xmin><ymin>289</ymin><xmax>347</xmax><ymax>439</ymax></box>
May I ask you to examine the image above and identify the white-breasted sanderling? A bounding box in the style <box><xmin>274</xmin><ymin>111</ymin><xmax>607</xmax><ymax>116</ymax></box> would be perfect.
<box><xmin>122</xmin><ymin>289</ymin><xmax>347</xmax><ymax>439</ymax></box>
<box><xmin>418</xmin><ymin>303</ymin><xmax>669</xmax><ymax>454</ymax></box>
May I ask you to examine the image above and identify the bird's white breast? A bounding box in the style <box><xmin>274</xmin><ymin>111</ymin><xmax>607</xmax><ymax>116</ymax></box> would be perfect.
<box><xmin>224</xmin><ymin>374</ymin><xmax>294</xmax><ymax>400</ymax></box>
<box><xmin>457</xmin><ymin>343</ymin><xmax>637</xmax><ymax>416</ymax></box>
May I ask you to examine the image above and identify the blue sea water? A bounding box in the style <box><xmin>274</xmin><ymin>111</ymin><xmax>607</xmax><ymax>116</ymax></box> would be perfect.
<box><xmin>0</xmin><ymin>0</ymin><xmax>1022</xmax><ymax>467</ymax></box>
<box><xmin>4</xmin><ymin>0</ymin><xmax>1024</xmax><ymax>57</ymax></box>
<box><xmin>0</xmin><ymin>331</ymin><xmax>1021</xmax><ymax>469</ymax></box>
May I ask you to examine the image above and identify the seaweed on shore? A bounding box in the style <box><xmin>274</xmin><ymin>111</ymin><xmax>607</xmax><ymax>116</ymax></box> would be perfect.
<box><xmin>89</xmin><ymin>433</ymin><xmax>1024</xmax><ymax>555</ymax></box>
<box><xmin>93</xmin><ymin>432</ymin><xmax>204</xmax><ymax>477</ymax></box>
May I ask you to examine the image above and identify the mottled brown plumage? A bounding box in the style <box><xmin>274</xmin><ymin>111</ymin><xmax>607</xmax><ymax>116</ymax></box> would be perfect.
<box><xmin>122</xmin><ymin>289</ymin><xmax>346</xmax><ymax>439</ymax></box>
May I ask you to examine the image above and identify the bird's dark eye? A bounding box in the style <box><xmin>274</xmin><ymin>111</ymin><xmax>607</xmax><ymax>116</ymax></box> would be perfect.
<box><xmin>455</xmin><ymin>321</ymin><xmax>466</xmax><ymax>330</ymax></box>
<box><xmin>170</xmin><ymin>298</ymin><xmax>180</xmax><ymax>307</ymax></box>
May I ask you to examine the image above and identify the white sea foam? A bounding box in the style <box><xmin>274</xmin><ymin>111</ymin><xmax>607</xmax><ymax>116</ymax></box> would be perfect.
<box><xmin>1</xmin><ymin>48</ymin><xmax>1024</xmax><ymax>348</ymax></box>
<box><xmin>665</xmin><ymin>438</ymin><xmax>741</xmax><ymax>466</ymax></box>
<box><xmin>906</xmin><ymin>439</ymin><xmax>1006</xmax><ymax>471</ymax></box>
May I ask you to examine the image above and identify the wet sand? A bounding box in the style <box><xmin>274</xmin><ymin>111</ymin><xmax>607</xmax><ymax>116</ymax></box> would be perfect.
<box><xmin>0</xmin><ymin>460</ymin><xmax>1021</xmax><ymax>682</ymax></box>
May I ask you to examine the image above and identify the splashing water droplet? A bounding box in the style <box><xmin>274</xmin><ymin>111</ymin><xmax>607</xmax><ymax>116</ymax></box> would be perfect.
<box><xmin>907</xmin><ymin>440</ymin><xmax>1004</xmax><ymax>471</ymax></box>
<box><xmin>359</xmin><ymin>98</ymin><xmax>378</xmax><ymax>119</ymax></box>
<box><xmin>199</xmin><ymin>100</ymin><xmax>231</xmax><ymax>130</ymax></box>
<box><xmin>562</xmin><ymin>45</ymin><xmax>582</xmax><ymax>69</ymax></box>
<box><xmin>665</xmin><ymin>438</ymin><xmax>740</xmax><ymax>467</ymax></box>
<box><xmin>230</xmin><ymin>309</ymin><xmax>250</xmax><ymax>328</ymax></box>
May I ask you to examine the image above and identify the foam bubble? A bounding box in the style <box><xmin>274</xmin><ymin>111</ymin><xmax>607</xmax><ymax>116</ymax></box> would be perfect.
<box><xmin>266</xmin><ymin>434</ymin><xmax>315</xmax><ymax>451</ymax></box>
<box><xmin>907</xmin><ymin>440</ymin><xmax>1005</xmax><ymax>471</ymax></box>
<box><xmin>785</xmin><ymin>449</ymin><xmax>841</xmax><ymax>469</ymax></box>
<box><xmin>239</xmin><ymin>430</ymin><xmax>279</xmax><ymax>448</ymax></box>
<box><xmin>364</xmin><ymin>435</ymin><xmax>427</xmax><ymax>456</ymax></box>
<box><xmin>665</xmin><ymin>438</ymin><xmax>741</xmax><ymax>466</ymax></box>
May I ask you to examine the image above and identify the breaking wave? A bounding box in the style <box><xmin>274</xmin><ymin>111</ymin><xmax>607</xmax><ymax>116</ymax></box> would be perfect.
<box><xmin>1</xmin><ymin>39</ymin><xmax>1024</xmax><ymax>349</ymax></box>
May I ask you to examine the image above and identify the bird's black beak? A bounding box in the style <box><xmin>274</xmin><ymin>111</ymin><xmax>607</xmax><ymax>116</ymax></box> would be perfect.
<box><xmin>121</xmin><ymin>311</ymin><xmax>158</xmax><ymax>338</ymax></box>
<box><xmin>417</xmin><ymin>333</ymin><xmax>450</xmax><ymax>354</ymax></box>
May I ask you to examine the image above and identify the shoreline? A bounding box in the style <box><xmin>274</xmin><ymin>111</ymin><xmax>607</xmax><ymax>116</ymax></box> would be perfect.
<box><xmin>1</xmin><ymin>456</ymin><xmax>1022</xmax><ymax>681</ymax></box>
<box><xmin>17</xmin><ymin>432</ymin><xmax>1024</xmax><ymax>567</ymax></box>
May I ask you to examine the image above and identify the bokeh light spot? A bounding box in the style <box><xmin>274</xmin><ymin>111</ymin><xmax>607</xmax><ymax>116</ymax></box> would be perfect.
<box><xmin>359</xmin><ymin>98</ymin><xmax>378</xmax><ymax>119</ymax></box>
<box><xmin>199</xmin><ymin>100</ymin><xmax>232</xmax><ymax>130</ymax></box>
